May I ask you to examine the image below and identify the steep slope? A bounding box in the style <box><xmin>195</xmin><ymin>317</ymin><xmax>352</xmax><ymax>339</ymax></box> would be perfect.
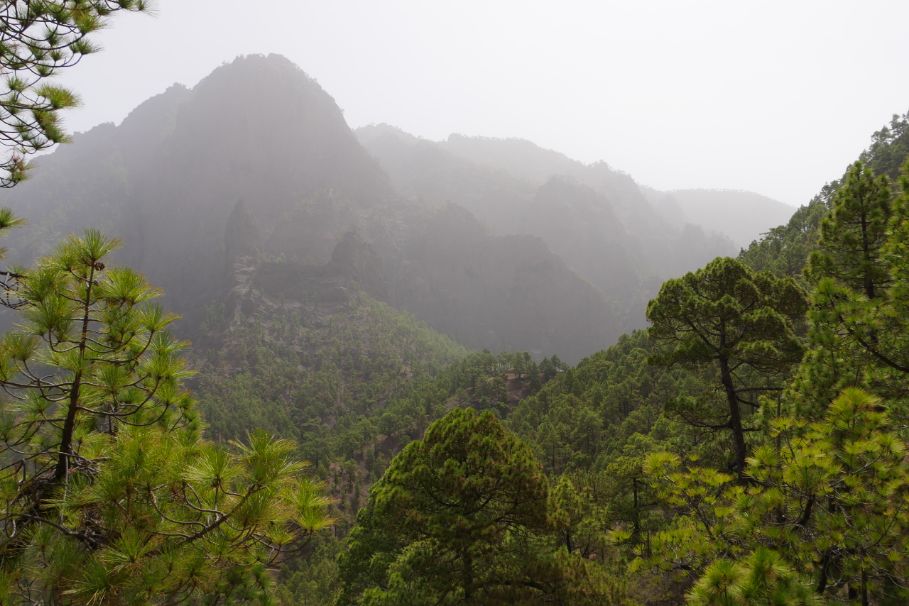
<box><xmin>522</xmin><ymin>177</ymin><xmax>638</xmax><ymax>300</ymax></box>
<box><xmin>440</xmin><ymin>134</ymin><xmax>658</xmax><ymax>229</ymax></box>
<box><xmin>6</xmin><ymin>54</ymin><xmax>394</xmax><ymax>316</ymax></box>
<box><xmin>380</xmin><ymin>204</ymin><xmax>620</xmax><ymax>358</ymax></box>
<box><xmin>193</xmin><ymin>256</ymin><xmax>468</xmax><ymax>462</ymax></box>
<box><xmin>741</xmin><ymin>109</ymin><xmax>909</xmax><ymax>276</ymax></box>
<box><xmin>358</xmin><ymin>125</ymin><xmax>736</xmax><ymax>325</ymax></box>
<box><xmin>355</xmin><ymin>124</ymin><xmax>535</xmax><ymax>233</ymax></box>
<box><xmin>444</xmin><ymin>136</ymin><xmax>745</xmax><ymax>281</ymax></box>
<box><xmin>4</xmin><ymin>54</ymin><xmax>622</xmax><ymax>362</ymax></box>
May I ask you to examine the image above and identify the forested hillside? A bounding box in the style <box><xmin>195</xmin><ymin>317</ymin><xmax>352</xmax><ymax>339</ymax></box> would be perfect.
<box><xmin>1</xmin><ymin>8</ymin><xmax>908</xmax><ymax>601</ymax></box>
<box><xmin>278</xmin><ymin>108</ymin><xmax>909</xmax><ymax>605</ymax></box>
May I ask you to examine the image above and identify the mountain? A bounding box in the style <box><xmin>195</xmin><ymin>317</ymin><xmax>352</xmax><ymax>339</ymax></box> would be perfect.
<box><xmin>357</xmin><ymin>124</ymin><xmax>738</xmax><ymax>323</ymax></box>
<box><xmin>3</xmin><ymin>54</ymin><xmax>795</xmax><ymax>365</ymax></box>
<box><xmin>3</xmin><ymin>54</ymin><xmax>621</xmax><ymax>362</ymax></box>
<box><xmin>6</xmin><ymin>55</ymin><xmax>393</xmax><ymax>314</ymax></box>
<box><xmin>654</xmin><ymin>189</ymin><xmax>796</xmax><ymax>248</ymax></box>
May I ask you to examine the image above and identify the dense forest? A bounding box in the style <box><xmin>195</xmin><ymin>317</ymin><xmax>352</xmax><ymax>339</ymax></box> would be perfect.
<box><xmin>1</xmin><ymin>3</ymin><xmax>909</xmax><ymax>605</ymax></box>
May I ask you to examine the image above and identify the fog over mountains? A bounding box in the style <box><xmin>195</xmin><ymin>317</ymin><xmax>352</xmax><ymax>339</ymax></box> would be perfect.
<box><xmin>3</xmin><ymin>54</ymin><xmax>792</xmax><ymax>362</ymax></box>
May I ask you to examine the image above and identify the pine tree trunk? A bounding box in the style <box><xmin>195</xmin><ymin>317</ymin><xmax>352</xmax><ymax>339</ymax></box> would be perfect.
<box><xmin>462</xmin><ymin>547</ymin><xmax>474</xmax><ymax>600</ymax></box>
<box><xmin>54</xmin><ymin>265</ymin><xmax>95</xmax><ymax>482</ymax></box>
<box><xmin>720</xmin><ymin>356</ymin><xmax>747</xmax><ymax>476</ymax></box>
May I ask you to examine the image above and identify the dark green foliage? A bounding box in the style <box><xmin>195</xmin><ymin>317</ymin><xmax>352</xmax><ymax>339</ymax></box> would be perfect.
<box><xmin>884</xmin><ymin>160</ymin><xmax>909</xmax><ymax>347</ymax></box>
<box><xmin>807</xmin><ymin>162</ymin><xmax>892</xmax><ymax>298</ymax></box>
<box><xmin>338</xmin><ymin>408</ymin><xmax>550</xmax><ymax>605</ymax></box>
<box><xmin>860</xmin><ymin>110</ymin><xmax>909</xmax><ymax>180</ymax></box>
<box><xmin>496</xmin><ymin>116</ymin><xmax>909</xmax><ymax>605</ymax></box>
<box><xmin>194</xmin><ymin>288</ymin><xmax>467</xmax><ymax>447</ymax></box>
<box><xmin>646</xmin><ymin>257</ymin><xmax>807</xmax><ymax>474</ymax></box>
<box><xmin>509</xmin><ymin>332</ymin><xmax>720</xmax><ymax>602</ymax></box>
<box><xmin>790</xmin><ymin>159</ymin><xmax>909</xmax><ymax>419</ymax></box>
<box><xmin>640</xmin><ymin>159</ymin><xmax>909</xmax><ymax>604</ymax></box>
<box><xmin>338</xmin><ymin>408</ymin><xmax>633</xmax><ymax>606</ymax></box>
<box><xmin>738</xmin><ymin>200</ymin><xmax>827</xmax><ymax>277</ymax></box>
<box><xmin>511</xmin><ymin>332</ymin><xmax>667</xmax><ymax>475</ymax></box>
<box><xmin>267</xmin><ymin>110</ymin><xmax>909</xmax><ymax>605</ymax></box>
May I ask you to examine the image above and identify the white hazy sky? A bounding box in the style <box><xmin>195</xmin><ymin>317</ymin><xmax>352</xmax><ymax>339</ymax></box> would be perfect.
<box><xmin>55</xmin><ymin>0</ymin><xmax>909</xmax><ymax>206</ymax></box>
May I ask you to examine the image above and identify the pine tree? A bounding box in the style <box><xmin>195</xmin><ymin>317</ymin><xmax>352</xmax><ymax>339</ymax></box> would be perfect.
<box><xmin>744</xmin><ymin>389</ymin><xmax>909</xmax><ymax>603</ymax></box>
<box><xmin>646</xmin><ymin>389</ymin><xmax>909</xmax><ymax>604</ymax></box>
<box><xmin>646</xmin><ymin>257</ymin><xmax>807</xmax><ymax>475</ymax></box>
<box><xmin>338</xmin><ymin>407</ymin><xmax>632</xmax><ymax>605</ymax></box>
<box><xmin>807</xmin><ymin>161</ymin><xmax>892</xmax><ymax>298</ymax></box>
<box><xmin>687</xmin><ymin>548</ymin><xmax>819</xmax><ymax>606</ymax></box>
<box><xmin>338</xmin><ymin>407</ymin><xmax>551</xmax><ymax>604</ymax></box>
<box><xmin>0</xmin><ymin>231</ymin><xmax>332</xmax><ymax>603</ymax></box>
<box><xmin>792</xmin><ymin>159</ymin><xmax>909</xmax><ymax>418</ymax></box>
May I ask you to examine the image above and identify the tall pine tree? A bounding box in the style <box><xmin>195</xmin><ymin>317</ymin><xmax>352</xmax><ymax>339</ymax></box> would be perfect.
<box><xmin>646</xmin><ymin>257</ymin><xmax>806</xmax><ymax>475</ymax></box>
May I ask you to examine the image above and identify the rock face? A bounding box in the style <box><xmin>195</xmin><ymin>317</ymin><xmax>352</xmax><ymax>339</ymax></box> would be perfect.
<box><xmin>4</xmin><ymin>54</ymin><xmax>628</xmax><ymax>361</ymax></box>
<box><xmin>6</xmin><ymin>54</ymin><xmax>393</xmax><ymax>314</ymax></box>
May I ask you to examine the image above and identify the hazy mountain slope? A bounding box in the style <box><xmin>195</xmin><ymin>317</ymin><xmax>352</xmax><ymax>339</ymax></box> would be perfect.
<box><xmin>5</xmin><ymin>54</ymin><xmax>394</xmax><ymax>315</ymax></box>
<box><xmin>3</xmin><ymin>54</ymin><xmax>622</xmax><ymax>361</ymax></box>
<box><xmin>439</xmin><ymin>135</ymin><xmax>740</xmax><ymax>277</ymax></box>
<box><xmin>663</xmin><ymin>189</ymin><xmax>795</xmax><ymax>248</ymax></box>
<box><xmin>357</xmin><ymin>125</ymin><xmax>736</xmax><ymax>326</ymax></box>
<box><xmin>381</xmin><ymin>204</ymin><xmax>620</xmax><ymax>358</ymax></box>
<box><xmin>356</xmin><ymin>125</ymin><xmax>639</xmax><ymax>302</ymax></box>
<box><xmin>355</xmin><ymin>124</ymin><xmax>535</xmax><ymax>232</ymax></box>
<box><xmin>443</xmin><ymin>134</ymin><xmax>582</xmax><ymax>187</ymax></box>
<box><xmin>522</xmin><ymin>177</ymin><xmax>639</xmax><ymax>300</ymax></box>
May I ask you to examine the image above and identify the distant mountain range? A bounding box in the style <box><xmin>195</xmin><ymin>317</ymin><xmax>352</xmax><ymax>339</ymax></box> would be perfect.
<box><xmin>645</xmin><ymin>187</ymin><xmax>796</xmax><ymax>248</ymax></box>
<box><xmin>2</xmin><ymin>54</ymin><xmax>793</xmax><ymax>363</ymax></box>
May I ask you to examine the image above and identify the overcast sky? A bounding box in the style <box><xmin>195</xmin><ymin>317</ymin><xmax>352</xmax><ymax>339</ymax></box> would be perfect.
<box><xmin>55</xmin><ymin>0</ymin><xmax>909</xmax><ymax>206</ymax></box>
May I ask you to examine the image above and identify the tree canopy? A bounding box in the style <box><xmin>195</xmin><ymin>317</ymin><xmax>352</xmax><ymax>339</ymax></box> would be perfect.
<box><xmin>646</xmin><ymin>257</ymin><xmax>806</xmax><ymax>474</ymax></box>
<box><xmin>338</xmin><ymin>407</ymin><xmax>551</xmax><ymax>605</ymax></box>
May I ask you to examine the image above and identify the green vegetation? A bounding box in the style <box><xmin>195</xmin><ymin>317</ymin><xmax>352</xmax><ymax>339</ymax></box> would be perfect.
<box><xmin>193</xmin><ymin>288</ymin><xmax>468</xmax><ymax>448</ymax></box>
<box><xmin>0</xmin><ymin>231</ymin><xmax>331</xmax><ymax>603</ymax></box>
<box><xmin>646</xmin><ymin>257</ymin><xmax>806</xmax><ymax>474</ymax></box>
<box><xmin>3</xmin><ymin>5</ymin><xmax>909</xmax><ymax>601</ymax></box>
<box><xmin>338</xmin><ymin>408</ymin><xmax>632</xmax><ymax>605</ymax></box>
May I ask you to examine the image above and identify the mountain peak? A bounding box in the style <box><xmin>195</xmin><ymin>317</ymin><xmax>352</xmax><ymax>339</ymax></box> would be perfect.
<box><xmin>200</xmin><ymin>53</ymin><xmax>321</xmax><ymax>88</ymax></box>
